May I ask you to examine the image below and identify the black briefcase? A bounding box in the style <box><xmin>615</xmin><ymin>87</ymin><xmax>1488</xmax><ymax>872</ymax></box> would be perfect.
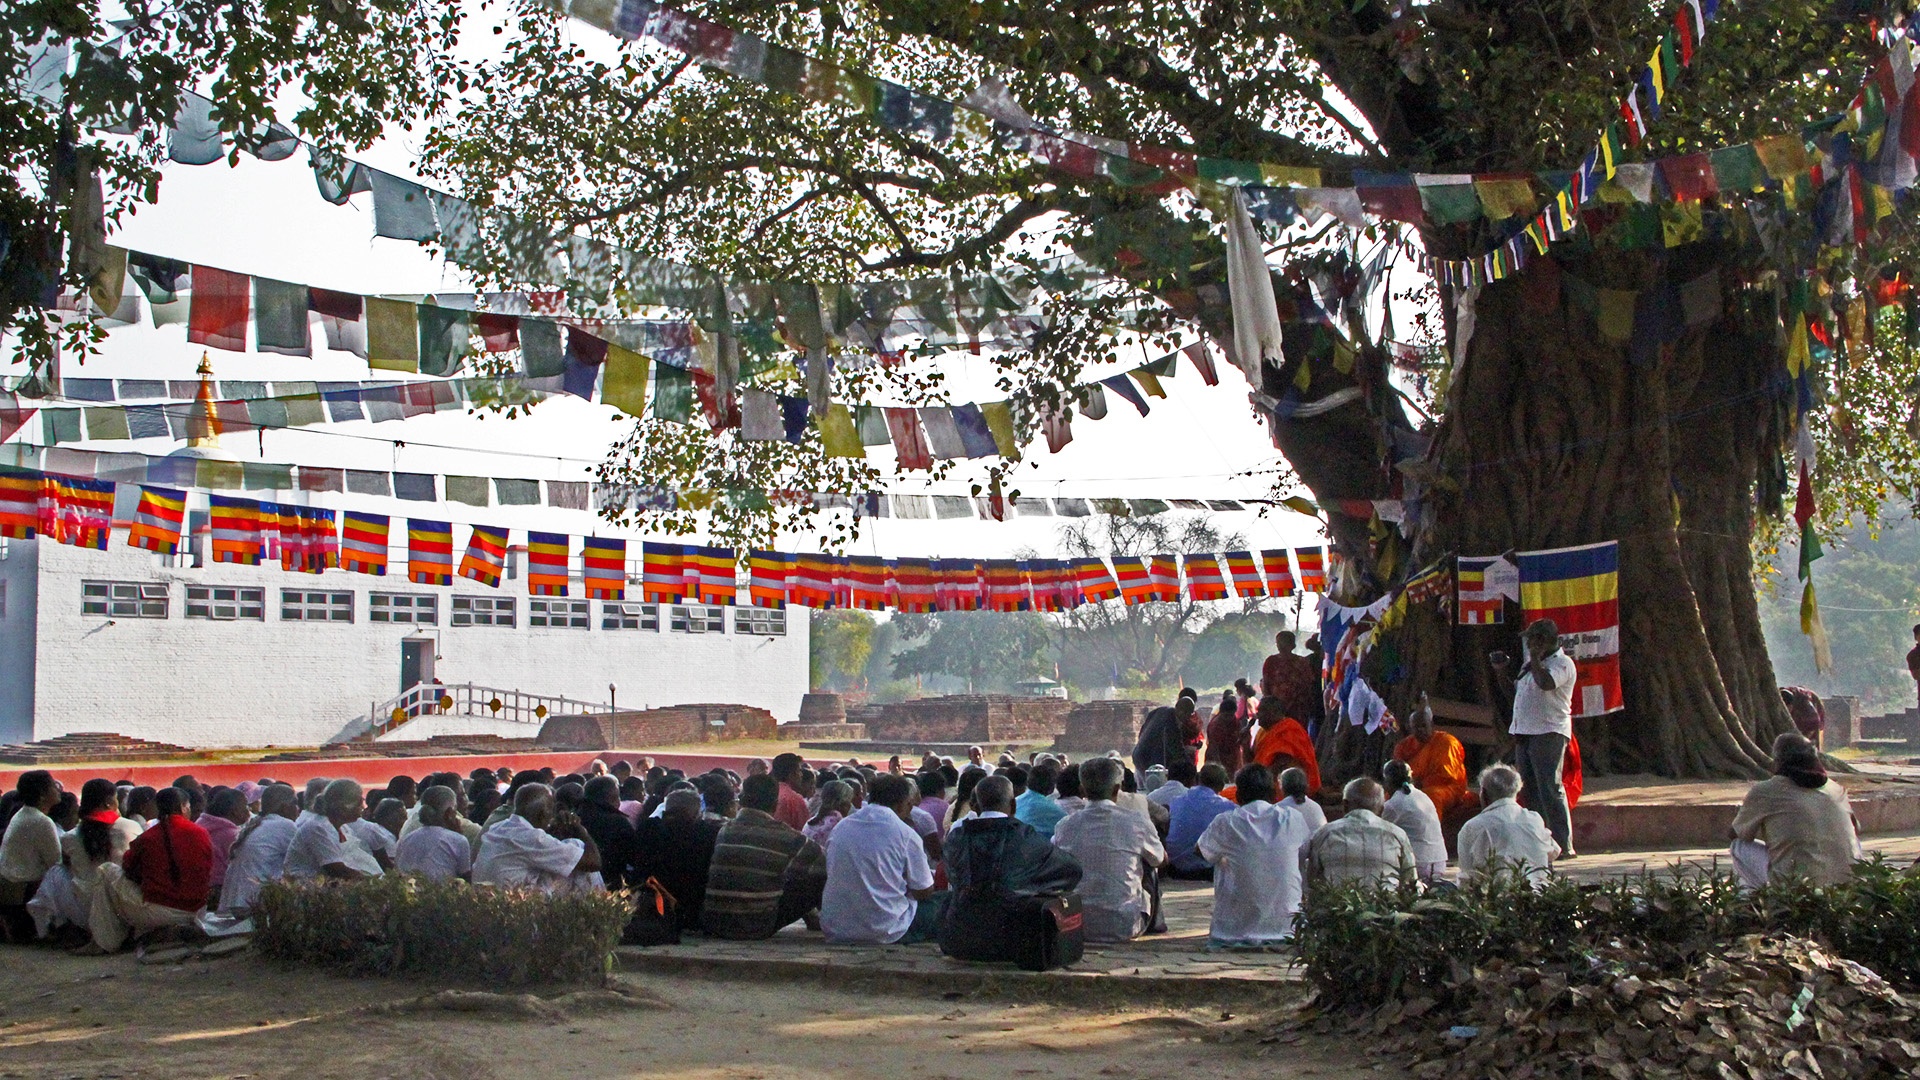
<box><xmin>1014</xmin><ymin>893</ymin><xmax>1084</xmax><ymax>971</ymax></box>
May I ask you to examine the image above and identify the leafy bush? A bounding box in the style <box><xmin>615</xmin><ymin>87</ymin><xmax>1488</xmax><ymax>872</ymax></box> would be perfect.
<box><xmin>255</xmin><ymin>875</ymin><xmax>632</xmax><ymax>985</ymax></box>
<box><xmin>1296</xmin><ymin>856</ymin><xmax>1920</xmax><ymax>1008</ymax></box>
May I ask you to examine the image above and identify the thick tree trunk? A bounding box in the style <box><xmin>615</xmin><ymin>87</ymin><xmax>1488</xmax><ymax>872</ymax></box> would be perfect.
<box><xmin>1313</xmin><ymin>244</ymin><xmax>1790</xmax><ymax>781</ymax></box>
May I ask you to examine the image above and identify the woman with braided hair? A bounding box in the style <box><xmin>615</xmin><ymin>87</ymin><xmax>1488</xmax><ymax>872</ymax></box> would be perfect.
<box><xmin>82</xmin><ymin>788</ymin><xmax>212</xmax><ymax>953</ymax></box>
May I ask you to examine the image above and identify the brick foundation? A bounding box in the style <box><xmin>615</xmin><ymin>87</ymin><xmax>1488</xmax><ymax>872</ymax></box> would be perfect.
<box><xmin>865</xmin><ymin>695</ymin><xmax>1073</xmax><ymax>745</ymax></box>
<box><xmin>1051</xmin><ymin>700</ymin><xmax>1157</xmax><ymax>754</ymax></box>
<box><xmin>537</xmin><ymin>704</ymin><xmax>779</xmax><ymax>751</ymax></box>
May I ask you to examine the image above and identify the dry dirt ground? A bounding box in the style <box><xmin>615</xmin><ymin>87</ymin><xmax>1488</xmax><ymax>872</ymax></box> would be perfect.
<box><xmin>0</xmin><ymin>949</ymin><xmax>1372</xmax><ymax>1080</ymax></box>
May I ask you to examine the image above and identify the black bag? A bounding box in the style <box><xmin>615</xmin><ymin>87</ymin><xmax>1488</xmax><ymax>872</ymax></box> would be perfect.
<box><xmin>1010</xmin><ymin>892</ymin><xmax>1084</xmax><ymax>972</ymax></box>
<box><xmin>620</xmin><ymin>877</ymin><xmax>682</xmax><ymax>947</ymax></box>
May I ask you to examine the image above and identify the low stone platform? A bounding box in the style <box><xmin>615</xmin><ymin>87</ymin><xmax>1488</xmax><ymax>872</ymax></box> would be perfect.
<box><xmin>1574</xmin><ymin>769</ymin><xmax>1920</xmax><ymax>851</ymax></box>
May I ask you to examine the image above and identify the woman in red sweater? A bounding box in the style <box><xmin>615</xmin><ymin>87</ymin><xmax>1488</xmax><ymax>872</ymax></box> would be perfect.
<box><xmin>84</xmin><ymin>788</ymin><xmax>212</xmax><ymax>953</ymax></box>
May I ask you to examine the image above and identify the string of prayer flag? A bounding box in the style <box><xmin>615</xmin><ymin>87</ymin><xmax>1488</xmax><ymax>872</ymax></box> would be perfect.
<box><xmin>340</xmin><ymin>512</ymin><xmax>391</xmax><ymax>575</ymax></box>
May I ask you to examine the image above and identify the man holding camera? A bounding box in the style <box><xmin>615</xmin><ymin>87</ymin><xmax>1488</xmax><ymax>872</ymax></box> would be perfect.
<box><xmin>1492</xmin><ymin>619</ymin><xmax>1578</xmax><ymax>859</ymax></box>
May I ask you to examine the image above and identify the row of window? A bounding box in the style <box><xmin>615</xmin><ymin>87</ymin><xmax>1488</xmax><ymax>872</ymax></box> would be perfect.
<box><xmin>79</xmin><ymin>581</ymin><xmax>786</xmax><ymax>634</ymax></box>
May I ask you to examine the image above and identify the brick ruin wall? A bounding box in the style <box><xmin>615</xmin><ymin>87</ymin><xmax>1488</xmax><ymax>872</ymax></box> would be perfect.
<box><xmin>1051</xmin><ymin>700</ymin><xmax>1157</xmax><ymax>753</ymax></box>
<box><xmin>864</xmin><ymin>695</ymin><xmax>1074</xmax><ymax>745</ymax></box>
<box><xmin>537</xmin><ymin>703</ymin><xmax>779</xmax><ymax>750</ymax></box>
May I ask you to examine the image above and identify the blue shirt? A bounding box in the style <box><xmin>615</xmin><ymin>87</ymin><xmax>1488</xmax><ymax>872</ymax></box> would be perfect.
<box><xmin>1013</xmin><ymin>790</ymin><xmax>1067</xmax><ymax>838</ymax></box>
<box><xmin>1166</xmin><ymin>786</ymin><xmax>1237</xmax><ymax>873</ymax></box>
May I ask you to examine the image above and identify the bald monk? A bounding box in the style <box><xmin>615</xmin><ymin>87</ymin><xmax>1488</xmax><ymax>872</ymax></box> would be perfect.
<box><xmin>1250</xmin><ymin>695</ymin><xmax>1320</xmax><ymax>796</ymax></box>
<box><xmin>1391</xmin><ymin>694</ymin><xmax>1475</xmax><ymax>820</ymax></box>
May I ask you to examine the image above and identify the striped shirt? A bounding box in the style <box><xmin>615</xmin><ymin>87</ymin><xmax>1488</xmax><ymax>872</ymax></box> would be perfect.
<box><xmin>701</xmin><ymin>809</ymin><xmax>826</xmax><ymax>939</ymax></box>
<box><xmin>1304</xmin><ymin>809</ymin><xmax>1416</xmax><ymax>892</ymax></box>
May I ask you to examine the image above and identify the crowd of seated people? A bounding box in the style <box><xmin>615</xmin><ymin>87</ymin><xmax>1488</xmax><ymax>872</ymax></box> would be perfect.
<box><xmin>0</xmin><ymin>699</ymin><xmax>1877</xmax><ymax>961</ymax></box>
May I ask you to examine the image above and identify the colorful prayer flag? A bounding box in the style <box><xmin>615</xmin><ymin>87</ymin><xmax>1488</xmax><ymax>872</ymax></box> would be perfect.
<box><xmin>891</xmin><ymin>558</ymin><xmax>938</xmax><ymax>613</ymax></box>
<box><xmin>933</xmin><ymin>558</ymin><xmax>983</xmax><ymax>611</ymax></box>
<box><xmin>789</xmin><ymin>553</ymin><xmax>837</xmax><ymax>608</ymax></box>
<box><xmin>641</xmin><ymin>541</ymin><xmax>686</xmax><ymax>602</ymax></box>
<box><xmin>748</xmin><ymin>549</ymin><xmax>792</xmax><ymax>607</ymax></box>
<box><xmin>846</xmin><ymin>556</ymin><xmax>889</xmax><ymax>611</ymax></box>
<box><xmin>1145</xmin><ymin>554</ymin><xmax>1181</xmax><ymax>602</ymax></box>
<box><xmin>128</xmin><ymin>486</ymin><xmax>187</xmax><ymax>555</ymax></box>
<box><xmin>279</xmin><ymin>506</ymin><xmax>338</xmax><ymax>574</ymax></box>
<box><xmin>1261</xmin><ymin>549</ymin><xmax>1296</xmax><ymax>596</ymax></box>
<box><xmin>581</xmin><ymin>536</ymin><xmax>627</xmax><ymax>600</ymax></box>
<box><xmin>1113</xmin><ymin>557</ymin><xmax>1154</xmax><ymax>604</ymax></box>
<box><xmin>1455</xmin><ymin>554</ymin><xmax>1517</xmax><ymax>625</ymax></box>
<box><xmin>688</xmin><ymin>545</ymin><xmax>738</xmax><ymax>605</ymax></box>
<box><xmin>1294</xmin><ymin>546</ymin><xmax>1327</xmax><ymax>592</ymax></box>
<box><xmin>1517</xmin><ymin>541</ymin><xmax>1624</xmax><ymax>718</ymax></box>
<box><xmin>460</xmin><ymin>525</ymin><xmax>510</xmax><ymax>587</ymax></box>
<box><xmin>1073</xmin><ymin>558</ymin><xmax>1121</xmax><ymax>604</ymax></box>
<box><xmin>984</xmin><ymin>559</ymin><xmax>1030</xmax><ymax>612</ymax></box>
<box><xmin>1185</xmin><ymin>553</ymin><xmax>1230</xmax><ymax>601</ymax></box>
<box><xmin>406</xmin><ymin>519</ymin><xmax>454</xmax><ymax>585</ymax></box>
<box><xmin>210</xmin><ymin>495</ymin><xmax>266</xmax><ymax>566</ymax></box>
<box><xmin>0</xmin><ymin>468</ymin><xmax>41</xmax><ymax>539</ymax></box>
<box><xmin>1224</xmin><ymin>551</ymin><xmax>1266</xmax><ymax>597</ymax></box>
<box><xmin>341</xmin><ymin>512</ymin><xmax>391</xmax><ymax>576</ymax></box>
<box><xmin>526</xmin><ymin>531</ymin><xmax>571</xmax><ymax>596</ymax></box>
<box><xmin>40</xmin><ymin>474</ymin><xmax>115</xmax><ymax>550</ymax></box>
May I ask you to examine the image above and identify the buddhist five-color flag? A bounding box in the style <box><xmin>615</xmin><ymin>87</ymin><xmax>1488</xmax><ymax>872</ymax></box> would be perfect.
<box><xmin>128</xmin><ymin>486</ymin><xmax>187</xmax><ymax>555</ymax></box>
<box><xmin>1455</xmin><ymin>555</ymin><xmax>1517</xmax><ymax>625</ymax></box>
<box><xmin>1113</xmin><ymin>556</ymin><xmax>1153</xmax><ymax>604</ymax></box>
<box><xmin>1517</xmin><ymin>541</ymin><xmax>1624</xmax><ymax>718</ymax></box>
<box><xmin>1145</xmin><ymin>554</ymin><xmax>1180</xmax><ymax>603</ymax></box>
<box><xmin>1224</xmin><ymin>551</ymin><xmax>1265</xmax><ymax>597</ymax></box>
<box><xmin>276</xmin><ymin>505</ymin><xmax>338</xmax><ymax>574</ymax></box>
<box><xmin>1261</xmin><ymin>549</ymin><xmax>1295</xmax><ymax>596</ymax></box>
<box><xmin>340</xmin><ymin>512</ymin><xmax>390</xmax><ymax>575</ymax></box>
<box><xmin>1074</xmin><ymin>557</ymin><xmax>1121</xmax><ymax>603</ymax></box>
<box><xmin>582</xmin><ymin>537</ymin><xmax>627</xmax><ymax>599</ymax></box>
<box><xmin>526</xmin><ymin>531</ymin><xmax>570</xmax><ymax>595</ymax></box>
<box><xmin>984</xmin><ymin>559</ymin><xmax>1028</xmax><ymax>612</ymax></box>
<box><xmin>460</xmin><ymin>525</ymin><xmax>510</xmax><ymax>587</ymax></box>
<box><xmin>40</xmin><ymin>474</ymin><xmax>115</xmax><ymax>550</ymax></box>
<box><xmin>848</xmin><ymin>555</ymin><xmax>891</xmax><ymax>611</ymax></box>
<box><xmin>891</xmin><ymin>557</ymin><xmax>938</xmax><ymax>612</ymax></box>
<box><xmin>1294</xmin><ymin>546</ymin><xmax>1327</xmax><ymax>592</ymax></box>
<box><xmin>790</xmin><ymin>553</ymin><xmax>837</xmax><ymax>608</ymax></box>
<box><xmin>747</xmin><ymin>549</ymin><xmax>792</xmax><ymax>607</ymax></box>
<box><xmin>210</xmin><ymin>495</ymin><xmax>266</xmax><ymax>565</ymax></box>
<box><xmin>1185</xmin><ymin>553</ymin><xmax>1229</xmax><ymax>601</ymax></box>
<box><xmin>407</xmin><ymin>519</ymin><xmax>454</xmax><ymax>585</ymax></box>
<box><xmin>0</xmin><ymin>469</ymin><xmax>40</xmax><ymax>539</ymax></box>
<box><xmin>641</xmin><ymin>542</ymin><xmax>685</xmax><ymax>602</ymax></box>
<box><xmin>687</xmin><ymin>545</ymin><xmax>737</xmax><ymax>605</ymax></box>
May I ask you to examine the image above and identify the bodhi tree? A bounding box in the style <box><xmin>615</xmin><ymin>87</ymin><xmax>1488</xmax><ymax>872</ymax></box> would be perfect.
<box><xmin>426</xmin><ymin>0</ymin><xmax>1917</xmax><ymax>779</ymax></box>
<box><xmin>21</xmin><ymin>0</ymin><xmax>1920</xmax><ymax>778</ymax></box>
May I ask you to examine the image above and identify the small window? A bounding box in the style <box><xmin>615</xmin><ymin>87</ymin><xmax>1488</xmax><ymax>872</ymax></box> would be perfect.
<box><xmin>452</xmin><ymin>595</ymin><xmax>515</xmax><ymax>627</ymax></box>
<box><xmin>601</xmin><ymin>601</ymin><xmax>659</xmax><ymax>630</ymax></box>
<box><xmin>186</xmin><ymin>585</ymin><xmax>265</xmax><ymax>621</ymax></box>
<box><xmin>282</xmin><ymin>590</ymin><xmax>353</xmax><ymax>622</ymax></box>
<box><xmin>371</xmin><ymin>593</ymin><xmax>439</xmax><ymax>625</ymax></box>
<box><xmin>530</xmin><ymin>598</ymin><xmax>590</xmax><ymax>629</ymax></box>
<box><xmin>82</xmin><ymin>580</ymin><xmax>168</xmax><ymax>619</ymax></box>
<box><xmin>735</xmin><ymin>606</ymin><xmax>786</xmax><ymax>636</ymax></box>
<box><xmin>669</xmin><ymin>604</ymin><xmax>726</xmax><ymax>634</ymax></box>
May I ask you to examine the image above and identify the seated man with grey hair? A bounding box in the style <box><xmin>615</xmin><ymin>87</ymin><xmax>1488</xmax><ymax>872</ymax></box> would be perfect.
<box><xmin>1457</xmin><ymin>763</ymin><xmax>1557</xmax><ymax>886</ymax></box>
<box><xmin>284</xmin><ymin>779</ymin><xmax>372</xmax><ymax>880</ymax></box>
<box><xmin>474</xmin><ymin>783</ymin><xmax>603</xmax><ymax>893</ymax></box>
<box><xmin>1051</xmin><ymin>756</ymin><xmax>1165</xmax><ymax>942</ymax></box>
<box><xmin>1302</xmin><ymin>778</ymin><xmax>1416</xmax><ymax>893</ymax></box>
<box><xmin>395</xmin><ymin>786</ymin><xmax>473</xmax><ymax>882</ymax></box>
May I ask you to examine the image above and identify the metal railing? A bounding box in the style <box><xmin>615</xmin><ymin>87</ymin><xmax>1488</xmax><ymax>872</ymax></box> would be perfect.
<box><xmin>354</xmin><ymin>682</ymin><xmax>612</xmax><ymax>739</ymax></box>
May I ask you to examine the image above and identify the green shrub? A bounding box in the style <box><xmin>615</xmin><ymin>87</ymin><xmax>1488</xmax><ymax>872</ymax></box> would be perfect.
<box><xmin>1296</xmin><ymin>856</ymin><xmax>1920</xmax><ymax>1009</ymax></box>
<box><xmin>255</xmin><ymin>875</ymin><xmax>632</xmax><ymax>985</ymax></box>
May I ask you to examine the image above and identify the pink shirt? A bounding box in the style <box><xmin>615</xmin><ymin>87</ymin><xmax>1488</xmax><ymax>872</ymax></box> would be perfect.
<box><xmin>200</xmin><ymin>814</ymin><xmax>241</xmax><ymax>891</ymax></box>
<box><xmin>775</xmin><ymin>783</ymin><xmax>810</xmax><ymax>831</ymax></box>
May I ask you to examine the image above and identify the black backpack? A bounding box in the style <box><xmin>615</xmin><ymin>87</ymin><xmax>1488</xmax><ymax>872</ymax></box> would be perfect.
<box><xmin>620</xmin><ymin>877</ymin><xmax>682</xmax><ymax>947</ymax></box>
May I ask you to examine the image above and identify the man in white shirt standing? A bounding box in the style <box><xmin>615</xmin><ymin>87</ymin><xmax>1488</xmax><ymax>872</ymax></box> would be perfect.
<box><xmin>395</xmin><ymin>786</ymin><xmax>473</xmax><ymax>882</ymax></box>
<box><xmin>1457</xmin><ymin>764</ymin><xmax>1557</xmax><ymax>886</ymax></box>
<box><xmin>1052</xmin><ymin>756</ymin><xmax>1166</xmax><ymax>942</ymax></box>
<box><xmin>474</xmin><ymin>784</ymin><xmax>601</xmax><ymax>894</ymax></box>
<box><xmin>1494</xmin><ymin>618</ymin><xmax>1579</xmax><ymax>858</ymax></box>
<box><xmin>821</xmin><ymin>774</ymin><xmax>941</xmax><ymax>944</ymax></box>
<box><xmin>1197</xmin><ymin>764</ymin><xmax>1312</xmax><ymax>946</ymax></box>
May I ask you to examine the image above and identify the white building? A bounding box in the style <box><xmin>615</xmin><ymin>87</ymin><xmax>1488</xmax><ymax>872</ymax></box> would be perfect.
<box><xmin>0</xmin><ymin>527</ymin><xmax>810</xmax><ymax>749</ymax></box>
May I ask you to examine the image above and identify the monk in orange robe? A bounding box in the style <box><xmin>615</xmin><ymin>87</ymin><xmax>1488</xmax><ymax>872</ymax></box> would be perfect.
<box><xmin>1250</xmin><ymin>696</ymin><xmax>1321</xmax><ymax>795</ymax></box>
<box><xmin>1391</xmin><ymin>698</ymin><xmax>1476</xmax><ymax>820</ymax></box>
